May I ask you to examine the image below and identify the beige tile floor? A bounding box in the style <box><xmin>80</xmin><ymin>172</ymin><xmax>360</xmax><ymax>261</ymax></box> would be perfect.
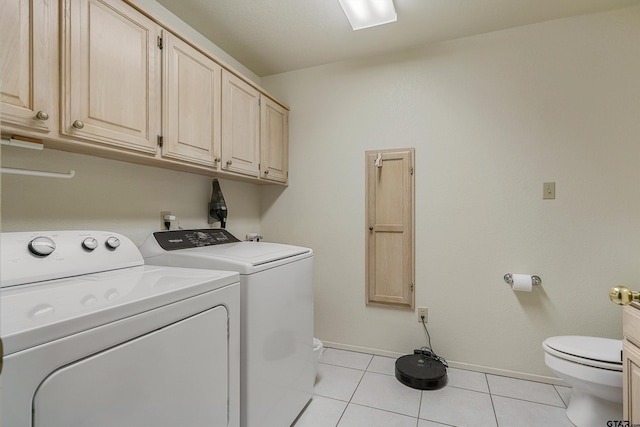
<box><xmin>293</xmin><ymin>347</ymin><xmax>574</xmax><ymax>427</ymax></box>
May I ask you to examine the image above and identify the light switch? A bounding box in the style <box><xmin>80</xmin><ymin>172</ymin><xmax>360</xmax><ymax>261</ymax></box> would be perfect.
<box><xmin>543</xmin><ymin>182</ymin><xmax>556</xmax><ymax>200</ymax></box>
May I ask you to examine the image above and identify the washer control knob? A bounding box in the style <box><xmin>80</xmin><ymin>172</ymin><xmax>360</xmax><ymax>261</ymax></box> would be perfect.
<box><xmin>82</xmin><ymin>237</ymin><xmax>98</xmax><ymax>251</ymax></box>
<box><xmin>28</xmin><ymin>236</ymin><xmax>56</xmax><ymax>257</ymax></box>
<box><xmin>105</xmin><ymin>236</ymin><xmax>120</xmax><ymax>250</ymax></box>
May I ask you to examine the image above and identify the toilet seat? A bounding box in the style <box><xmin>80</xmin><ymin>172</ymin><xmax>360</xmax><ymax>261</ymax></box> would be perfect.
<box><xmin>543</xmin><ymin>336</ymin><xmax>622</xmax><ymax>371</ymax></box>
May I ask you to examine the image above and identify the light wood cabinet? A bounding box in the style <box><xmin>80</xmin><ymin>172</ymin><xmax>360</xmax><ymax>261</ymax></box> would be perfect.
<box><xmin>162</xmin><ymin>32</ymin><xmax>222</xmax><ymax>167</ymax></box>
<box><xmin>221</xmin><ymin>70</ymin><xmax>261</xmax><ymax>178</ymax></box>
<box><xmin>1</xmin><ymin>0</ymin><xmax>55</xmax><ymax>133</ymax></box>
<box><xmin>365</xmin><ymin>148</ymin><xmax>415</xmax><ymax>309</ymax></box>
<box><xmin>60</xmin><ymin>0</ymin><xmax>161</xmax><ymax>154</ymax></box>
<box><xmin>623</xmin><ymin>304</ymin><xmax>640</xmax><ymax>422</ymax></box>
<box><xmin>260</xmin><ymin>97</ymin><xmax>289</xmax><ymax>184</ymax></box>
<box><xmin>2</xmin><ymin>0</ymin><xmax>289</xmax><ymax>185</ymax></box>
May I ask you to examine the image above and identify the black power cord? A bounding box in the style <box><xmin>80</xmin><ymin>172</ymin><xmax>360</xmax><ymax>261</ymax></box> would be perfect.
<box><xmin>418</xmin><ymin>315</ymin><xmax>448</xmax><ymax>368</ymax></box>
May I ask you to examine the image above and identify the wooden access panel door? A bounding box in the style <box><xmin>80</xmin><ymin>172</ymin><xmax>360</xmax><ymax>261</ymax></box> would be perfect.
<box><xmin>61</xmin><ymin>0</ymin><xmax>161</xmax><ymax>154</ymax></box>
<box><xmin>162</xmin><ymin>32</ymin><xmax>221</xmax><ymax>167</ymax></box>
<box><xmin>1</xmin><ymin>0</ymin><xmax>54</xmax><ymax>133</ymax></box>
<box><xmin>365</xmin><ymin>148</ymin><xmax>415</xmax><ymax>308</ymax></box>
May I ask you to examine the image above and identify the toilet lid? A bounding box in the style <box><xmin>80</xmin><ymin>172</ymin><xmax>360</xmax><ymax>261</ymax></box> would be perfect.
<box><xmin>544</xmin><ymin>336</ymin><xmax>622</xmax><ymax>365</ymax></box>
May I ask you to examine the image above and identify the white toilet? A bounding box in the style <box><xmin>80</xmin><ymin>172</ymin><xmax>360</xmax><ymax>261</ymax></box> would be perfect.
<box><xmin>542</xmin><ymin>336</ymin><xmax>623</xmax><ymax>427</ymax></box>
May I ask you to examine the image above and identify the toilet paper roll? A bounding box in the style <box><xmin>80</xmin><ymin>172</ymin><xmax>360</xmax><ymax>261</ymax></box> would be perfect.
<box><xmin>512</xmin><ymin>274</ymin><xmax>533</xmax><ymax>292</ymax></box>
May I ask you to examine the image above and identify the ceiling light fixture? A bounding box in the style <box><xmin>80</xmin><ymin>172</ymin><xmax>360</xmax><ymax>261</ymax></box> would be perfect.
<box><xmin>338</xmin><ymin>0</ymin><xmax>397</xmax><ymax>31</ymax></box>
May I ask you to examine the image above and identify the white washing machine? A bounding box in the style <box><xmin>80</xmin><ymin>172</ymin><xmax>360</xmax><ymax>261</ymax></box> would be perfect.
<box><xmin>0</xmin><ymin>230</ymin><xmax>241</xmax><ymax>427</ymax></box>
<box><xmin>140</xmin><ymin>229</ymin><xmax>314</xmax><ymax>427</ymax></box>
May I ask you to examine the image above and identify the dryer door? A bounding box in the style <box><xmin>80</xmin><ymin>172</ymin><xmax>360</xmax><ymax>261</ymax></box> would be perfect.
<box><xmin>33</xmin><ymin>305</ymin><xmax>229</xmax><ymax>427</ymax></box>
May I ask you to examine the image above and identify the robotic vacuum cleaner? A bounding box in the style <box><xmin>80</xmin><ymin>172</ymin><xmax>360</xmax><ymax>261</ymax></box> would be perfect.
<box><xmin>395</xmin><ymin>350</ymin><xmax>447</xmax><ymax>390</ymax></box>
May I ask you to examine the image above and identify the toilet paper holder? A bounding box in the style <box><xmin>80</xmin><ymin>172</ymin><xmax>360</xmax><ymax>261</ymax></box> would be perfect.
<box><xmin>504</xmin><ymin>273</ymin><xmax>541</xmax><ymax>286</ymax></box>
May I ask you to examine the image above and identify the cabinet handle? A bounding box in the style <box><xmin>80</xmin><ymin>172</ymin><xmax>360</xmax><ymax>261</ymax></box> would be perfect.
<box><xmin>264</xmin><ymin>170</ymin><xmax>269</xmax><ymax>175</ymax></box>
<box><xmin>214</xmin><ymin>157</ymin><xmax>221</xmax><ymax>163</ymax></box>
<box><xmin>369</xmin><ymin>227</ymin><xmax>374</xmax><ymax>231</ymax></box>
<box><xmin>226</xmin><ymin>160</ymin><xmax>232</xmax><ymax>166</ymax></box>
<box><xmin>35</xmin><ymin>111</ymin><xmax>49</xmax><ymax>121</ymax></box>
<box><xmin>610</xmin><ymin>286</ymin><xmax>640</xmax><ymax>305</ymax></box>
<box><xmin>72</xmin><ymin>120</ymin><xmax>84</xmax><ymax>129</ymax></box>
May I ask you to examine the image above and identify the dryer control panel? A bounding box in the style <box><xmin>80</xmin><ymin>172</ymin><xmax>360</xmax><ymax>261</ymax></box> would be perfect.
<box><xmin>153</xmin><ymin>229</ymin><xmax>240</xmax><ymax>251</ymax></box>
<box><xmin>0</xmin><ymin>231</ymin><xmax>143</xmax><ymax>288</ymax></box>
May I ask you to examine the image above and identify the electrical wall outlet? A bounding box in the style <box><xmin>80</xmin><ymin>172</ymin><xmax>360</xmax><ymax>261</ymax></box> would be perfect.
<box><xmin>160</xmin><ymin>211</ymin><xmax>172</xmax><ymax>230</ymax></box>
<box><xmin>417</xmin><ymin>307</ymin><xmax>428</xmax><ymax>323</ymax></box>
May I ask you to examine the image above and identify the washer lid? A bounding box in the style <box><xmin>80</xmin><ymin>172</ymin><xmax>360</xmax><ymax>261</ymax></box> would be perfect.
<box><xmin>544</xmin><ymin>336</ymin><xmax>622</xmax><ymax>364</ymax></box>
<box><xmin>179</xmin><ymin>242</ymin><xmax>311</xmax><ymax>266</ymax></box>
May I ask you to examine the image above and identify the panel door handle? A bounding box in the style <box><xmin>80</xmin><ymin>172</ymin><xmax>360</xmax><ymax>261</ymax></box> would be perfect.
<box><xmin>72</xmin><ymin>120</ymin><xmax>84</xmax><ymax>129</ymax></box>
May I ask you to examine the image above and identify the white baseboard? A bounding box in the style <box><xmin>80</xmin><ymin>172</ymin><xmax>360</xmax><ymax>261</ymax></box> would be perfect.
<box><xmin>319</xmin><ymin>340</ymin><xmax>567</xmax><ymax>386</ymax></box>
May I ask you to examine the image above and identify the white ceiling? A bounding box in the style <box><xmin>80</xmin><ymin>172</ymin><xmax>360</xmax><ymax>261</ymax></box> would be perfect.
<box><xmin>155</xmin><ymin>0</ymin><xmax>640</xmax><ymax>77</ymax></box>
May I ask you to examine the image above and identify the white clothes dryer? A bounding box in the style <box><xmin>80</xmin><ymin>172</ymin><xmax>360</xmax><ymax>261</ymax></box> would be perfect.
<box><xmin>0</xmin><ymin>230</ymin><xmax>240</xmax><ymax>427</ymax></box>
<box><xmin>140</xmin><ymin>229</ymin><xmax>314</xmax><ymax>427</ymax></box>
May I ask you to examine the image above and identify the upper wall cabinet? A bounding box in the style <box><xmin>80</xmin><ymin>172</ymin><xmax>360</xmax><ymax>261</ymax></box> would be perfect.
<box><xmin>162</xmin><ymin>32</ymin><xmax>222</xmax><ymax>168</ymax></box>
<box><xmin>221</xmin><ymin>70</ymin><xmax>261</xmax><ymax>178</ymax></box>
<box><xmin>1</xmin><ymin>0</ymin><xmax>289</xmax><ymax>185</ymax></box>
<box><xmin>60</xmin><ymin>0</ymin><xmax>161</xmax><ymax>154</ymax></box>
<box><xmin>1</xmin><ymin>0</ymin><xmax>55</xmax><ymax>133</ymax></box>
<box><xmin>260</xmin><ymin>97</ymin><xmax>289</xmax><ymax>184</ymax></box>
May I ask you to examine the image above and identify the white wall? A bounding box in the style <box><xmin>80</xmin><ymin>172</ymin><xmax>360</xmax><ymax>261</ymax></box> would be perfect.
<box><xmin>260</xmin><ymin>5</ymin><xmax>640</xmax><ymax>380</ymax></box>
<box><xmin>0</xmin><ymin>148</ymin><xmax>261</xmax><ymax>245</ymax></box>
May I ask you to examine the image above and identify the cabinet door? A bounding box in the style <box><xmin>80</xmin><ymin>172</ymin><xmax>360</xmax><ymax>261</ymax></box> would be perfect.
<box><xmin>221</xmin><ymin>70</ymin><xmax>260</xmax><ymax>177</ymax></box>
<box><xmin>623</xmin><ymin>341</ymin><xmax>640</xmax><ymax>423</ymax></box>
<box><xmin>163</xmin><ymin>33</ymin><xmax>221</xmax><ymax>167</ymax></box>
<box><xmin>623</xmin><ymin>305</ymin><xmax>640</xmax><ymax>422</ymax></box>
<box><xmin>1</xmin><ymin>0</ymin><xmax>54</xmax><ymax>133</ymax></box>
<box><xmin>61</xmin><ymin>0</ymin><xmax>160</xmax><ymax>154</ymax></box>
<box><xmin>260</xmin><ymin>97</ymin><xmax>289</xmax><ymax>184</ymax></box>
<box><xmin>365</xmin><ymin>148</ymin><xmax>415</xmax><ymax>309</ymax></box>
